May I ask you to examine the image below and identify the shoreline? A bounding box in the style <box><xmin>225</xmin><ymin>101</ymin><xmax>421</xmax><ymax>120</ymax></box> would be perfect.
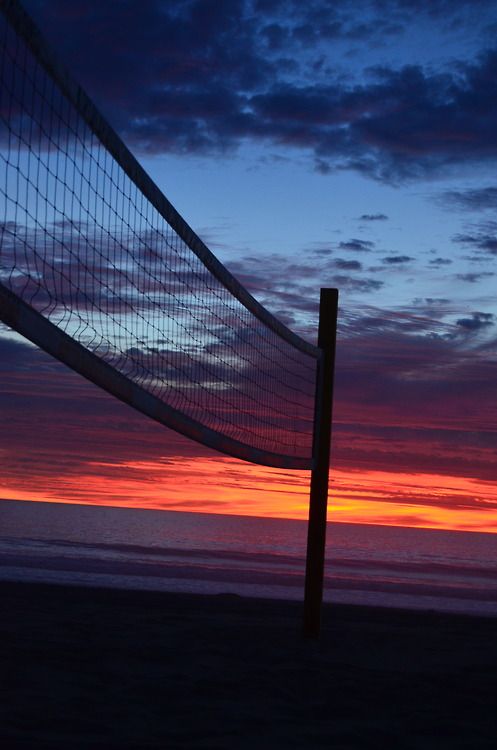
<box><xmin>2</xmin><ymin>580</ymin><xmax>497</xmax><ymax>747</ymax></box>
<box><xmin>2</xmin><ymin>565</ymin><xmax>497</xmax><ymax>619</ymax></box>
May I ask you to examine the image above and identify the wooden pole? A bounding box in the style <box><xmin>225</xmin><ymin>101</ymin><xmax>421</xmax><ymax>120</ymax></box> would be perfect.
<box><xmin>303</xmin><ymin>288</ymin><xmax>338</xmax><ymax>638</ymax></box>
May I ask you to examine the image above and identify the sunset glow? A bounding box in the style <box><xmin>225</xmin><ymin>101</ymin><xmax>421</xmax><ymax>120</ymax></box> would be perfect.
<box><xmin>2</xmin><ymin>0</ymin><xmax>497</xmax><ymax>537</ymax></box>
<box><xmin>4</xmin><ymin>451</ymin><xmax>497</xmax><ymax>534</ymax></box>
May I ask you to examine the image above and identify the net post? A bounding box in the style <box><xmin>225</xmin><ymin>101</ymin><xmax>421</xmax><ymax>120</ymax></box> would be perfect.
<box><xmin>303</xmin><ymin>288</ymin><xmax>338</xmax><ymax>639</ymax></box>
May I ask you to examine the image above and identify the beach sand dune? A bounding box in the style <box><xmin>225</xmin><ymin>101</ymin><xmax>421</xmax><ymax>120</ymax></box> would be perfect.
<box><xmin>1</xmin><ymin>581</ymin><xmax>496</xmax><ymax>748</ymax></box>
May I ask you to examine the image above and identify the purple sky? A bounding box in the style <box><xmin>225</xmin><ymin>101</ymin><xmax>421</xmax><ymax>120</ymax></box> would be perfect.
<box><xmin>2</xmin><ymin>0</ymin><xmax>497</xmax><ymax>527</ymax></box>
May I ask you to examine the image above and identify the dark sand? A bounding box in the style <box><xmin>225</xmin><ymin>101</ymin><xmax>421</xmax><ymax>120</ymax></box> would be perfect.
<box><xmin>1</xmin><ymin>581</ymin><xmax>497</xmax><ymax>748</ymax></box>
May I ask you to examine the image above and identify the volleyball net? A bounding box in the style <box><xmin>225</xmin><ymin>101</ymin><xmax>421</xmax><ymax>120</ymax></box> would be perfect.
<box><xmin>0</xmin><ymin>0</ymin><xmax>320</xmax><ymax>469</ymax></box>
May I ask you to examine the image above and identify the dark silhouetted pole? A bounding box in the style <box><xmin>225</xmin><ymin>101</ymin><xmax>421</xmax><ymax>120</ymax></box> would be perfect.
<box><xmin>303</xmin><ymin>288</ymin><xmax>338</xmax><ymax>638</ymax></box>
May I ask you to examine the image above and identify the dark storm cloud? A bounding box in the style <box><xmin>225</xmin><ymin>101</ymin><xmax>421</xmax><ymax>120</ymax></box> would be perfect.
<box><xmin>22</xmin><ymin>0</ymin><xmax>497</xmax><ymax>182</ymax></box>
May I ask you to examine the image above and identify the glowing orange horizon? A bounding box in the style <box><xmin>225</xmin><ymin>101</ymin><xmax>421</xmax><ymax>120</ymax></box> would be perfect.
<box><xmin>3</xmin><ymin>456</ymin><xmax>497</xmax><ymax>534</ymax></box>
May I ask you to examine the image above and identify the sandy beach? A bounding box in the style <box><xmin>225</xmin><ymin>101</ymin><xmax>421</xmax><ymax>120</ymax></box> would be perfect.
<box><xmin>1</xmin><ymin>580</ymin><xmax>496</xmax><ymax>748</ymax></box>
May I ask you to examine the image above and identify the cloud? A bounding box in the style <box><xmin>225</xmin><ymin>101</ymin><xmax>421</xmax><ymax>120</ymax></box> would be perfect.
<box><xmin>358</xmin><ymin>213</ymin><xmax>388</xmax><ymax>221</ymax></box>
<box><xmin>456</xmin><ymin>271</ymin><xmax>495</xmax><ymax>282</ymax></box>
<box><xmin>429</xmin><ymin>257</ymin><xmax>452</xmax><ymax>266</ymax></box>
<box><xmin>453</xmin><ymin>226</ymin><xmax>497</xmax><ymax>254</ymax></box>
<box><xmin>423</xmin><ymin>298</ymin><xmax>451</xmax><ymax>305</ymax></box>
<box><xmin>332</xmin><ymin>308</ymin><xmax>497</xmax><ymax>482</ymax></box>
<box><xmin>456</xmin><ymin>312</ymin><xmax>494</xmax><ymax>331</ymax></box>
<box><xmin>440</xmin><ymin>186</ymin><xmax>497</xmax><ymax>211</ymax></box>
<box><xmin>3</xmin><ymin>290</ymin><xmax>497</xmax><ymax>517</ymax></box>
<box><xmin>339</xmin><ymin>239</ymin><xmax>375</xmax><ymax>252</ymax></box>
<box><xmin>1</xmin><ymin>213</ymin><xmax>324</xmax><ymax>467</ymax></box>
<box><xmin>333</xmin><ymin>258</ymin><xmax>362</xmax><ymax>270</ymax></box>
<box><xmin>0</xmin><ymin>331</ymin><xmax>217</xmax><ymax>479</ymax></box>
<box><xmin>0</xmin><ymin>334</ymin><xmax>45</xmax><ymax>372</ymax></box>
<box><xmin>21</xmin><ymin>0</ymin><xmax>497</xmax><ymax>183</ymax></box>
<box><xmin>221</xmin><ymin>245</ymin><xmax>388</xmax><ymax>342</ymax></box>
<box><xmin>331</xmin><ymin>275</ymin><xmax>384</xmax><ymax>292</ymax></box>
<box><xmin>382</xmin><ymin>255</ymin><xmax>413</xmax><ymax>264</ymax></box>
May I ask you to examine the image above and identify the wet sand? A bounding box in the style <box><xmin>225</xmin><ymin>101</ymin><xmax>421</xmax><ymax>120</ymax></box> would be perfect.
<box><xmin>1</xmin><ymin>580</ymin><xmax>497</xmax><ymax>748</ymax></box>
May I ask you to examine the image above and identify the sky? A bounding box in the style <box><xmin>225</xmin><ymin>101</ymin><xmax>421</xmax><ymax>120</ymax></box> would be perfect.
<box><xmin>1</xmin><ymin>0</ymin><xmax>497</xmax><ymax>532</ymax></box>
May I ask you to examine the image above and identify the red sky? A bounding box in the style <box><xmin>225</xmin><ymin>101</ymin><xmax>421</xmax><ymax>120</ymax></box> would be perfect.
<box><xmin>2</xmin><ymin>331</ymin><xmax>497</xmax><ymax>534</ymax></box>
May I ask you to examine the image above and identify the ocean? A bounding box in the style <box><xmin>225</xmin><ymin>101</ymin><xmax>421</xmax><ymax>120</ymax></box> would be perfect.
<box><xmin>1</xmin><ymin>499</ymin><xmax>496</xmax><ymax>616</ymax></box>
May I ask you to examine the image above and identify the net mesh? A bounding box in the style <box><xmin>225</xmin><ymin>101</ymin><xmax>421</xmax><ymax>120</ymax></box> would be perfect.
<box><xmin>0</xmin><ymin>1</ymin><xmax>319</xmax><ymax>469</ymax></box>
